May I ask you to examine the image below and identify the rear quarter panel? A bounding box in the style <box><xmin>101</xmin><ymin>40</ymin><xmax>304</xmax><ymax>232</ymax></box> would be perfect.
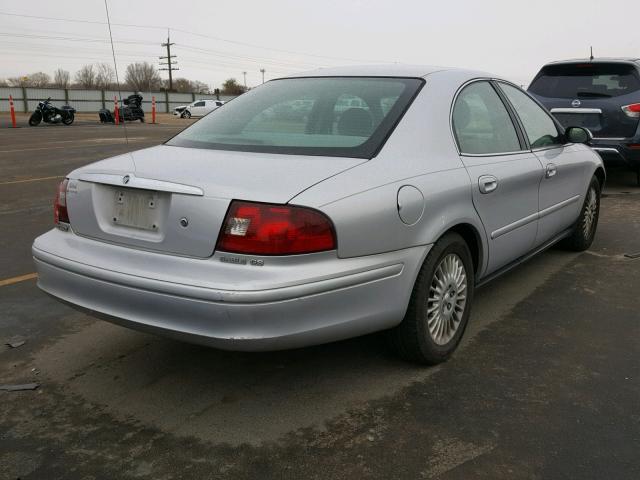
<box><xmin>291</xmin><ymin>70</ymin><xmax>489</xmax><ymax>272</ymax></box>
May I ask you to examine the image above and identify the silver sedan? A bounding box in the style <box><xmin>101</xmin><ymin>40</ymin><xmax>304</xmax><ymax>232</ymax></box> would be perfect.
<box><xmin>32</xmin><ymin>65</ymin><xmax>604</xmax><ymax>364</ymax></box>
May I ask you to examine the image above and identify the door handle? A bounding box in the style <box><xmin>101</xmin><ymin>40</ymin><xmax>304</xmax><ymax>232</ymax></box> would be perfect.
<box><xmin>478</xmin><ymin>175</ymin><xmax>498</xmax><ymax>194</ymax></box>
<box><xmin>545</xmin><ymin>163</ymin><xmax>557</xmax><ymax>178</ymax></box>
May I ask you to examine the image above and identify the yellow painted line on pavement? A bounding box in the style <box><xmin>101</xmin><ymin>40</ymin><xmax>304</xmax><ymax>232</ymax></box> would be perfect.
<box><xmin>0</xmin><ymin>273</ymin><xmax>38</xmax><ymax>287</ymax></box>
<box><xmin>1</xmin><ymin>175</ymin><xmax>63</xmax><ymax>185</ymax></box>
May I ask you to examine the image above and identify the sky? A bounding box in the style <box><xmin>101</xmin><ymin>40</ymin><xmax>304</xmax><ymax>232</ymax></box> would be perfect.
<box><xmin>0</xmin><ymin>0</ymin><xmax>638</xmax><ymax>89</ymax></box>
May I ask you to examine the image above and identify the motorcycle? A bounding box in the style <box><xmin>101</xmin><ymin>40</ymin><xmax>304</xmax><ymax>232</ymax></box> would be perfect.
<box><xmin>98</xmin><ymin>94</ymin><xmax>145</xmax><ymax>123</ymax></box>
<box><xmin>29</xmin><ymin>98</ymin><xmax>76</xmax><ymax>126</ymax></box>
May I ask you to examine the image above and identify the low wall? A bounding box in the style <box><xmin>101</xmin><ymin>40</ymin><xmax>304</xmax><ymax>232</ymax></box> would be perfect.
<box><xmin>0</xmin><ymin>87</ymin><xmax>237</xmax><ymax>113</ymax></box>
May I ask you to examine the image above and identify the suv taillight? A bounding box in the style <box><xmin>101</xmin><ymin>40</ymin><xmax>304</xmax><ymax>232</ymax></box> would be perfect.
<box><xmin>54</xmin><ymin>179</ymin><xmax>70</xmax><ymax>225</ymax></box>
<box><xmin>217</xmin><ymin>201</ymin><xmax>336</xmax><ymax>255</ymax></box>
<box><xmin>621</xmin><ymin>103</ymin><xmax>640</xmax><ymax>118</ymax></box>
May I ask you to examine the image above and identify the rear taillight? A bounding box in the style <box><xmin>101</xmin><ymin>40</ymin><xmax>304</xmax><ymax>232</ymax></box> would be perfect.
<box><xmin>621</xmin><ymin>103</ymin><xmax>640</xmax><ymax>118</ymax></box>
<box><xmin>217</xmin><ymin>201</ymin><xmax>336</xmax><ymax>255</ymax></box>
<box><xmin>54</xmin><ymin>179</ymin><xmax>70</xmax><ymax>225</ymax></box>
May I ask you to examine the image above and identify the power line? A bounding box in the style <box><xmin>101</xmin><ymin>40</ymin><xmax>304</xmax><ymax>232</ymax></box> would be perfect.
<box><xmin>0</xmin><ymin>48</ymin><xmax>294</xmax><ymax>77</ymax></box>
<box><xmin>0</xmin><ymin>16</ymin><xmax>328</xmax><ymax>83</ymax></box>
<box><xmin>0</xmin><ymin>31</ymin><xmax>157</xmax><ymax>45</ymax></box>
<box><xmin>0</xmin><ymin>11</ymin><xmax>164</xmax><ymax>30</ymax></box>
<box><xmin>0</xmin><ymin>10</ymin><xmax>384</xmax><ymax>64</ymax></box>
<box><xmin>178</xmin><ymin>56</ymin><xmax>294</xmax><ymax>75</ymax></box>
<box><xmin>0</xmin><ymin>31</ymin><xmax>322</xmax><ymax>70</ymax></box>
<box><xmin>169</xmin><ymin>27</ymin><xmax>381</xmax><ymax>64</ymax></box>
<box><xmin>0</xmin><ymin>39</ymin><xmax>298</xmax><ymax>75</ymax></box>
<box><xmin>177</xmin><ymin>44</ymin><xmax>319</xmax><ymax>69</ymax></box>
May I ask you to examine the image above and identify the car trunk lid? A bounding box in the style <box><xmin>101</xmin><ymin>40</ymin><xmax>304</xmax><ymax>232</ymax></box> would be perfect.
<box><xmin>544</xmin><ymin>97</ymin><xmax>639</xmax><ymax>138</ymax></box>
<box><xmin>66</xmin><ymin>145</ymin><xmax>364</xmax><ymax>257</ymax></box>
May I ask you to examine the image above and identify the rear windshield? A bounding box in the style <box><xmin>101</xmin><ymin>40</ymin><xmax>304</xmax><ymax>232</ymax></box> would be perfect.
<box><xmin>529</xmin><ymin>63</ymin><xmax>640</xmax><ymax>98</ymax></box>
<box><xmin>166</xmin><ymin>77</ymin><xmax>423</xmax><ymax>158</ymax></box>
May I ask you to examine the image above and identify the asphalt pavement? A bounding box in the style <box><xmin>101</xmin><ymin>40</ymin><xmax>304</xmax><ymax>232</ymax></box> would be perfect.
<box><xmin>0</xmin><ymin>121</ymin><xmax>638</xmax><ymax>479</ymax></box>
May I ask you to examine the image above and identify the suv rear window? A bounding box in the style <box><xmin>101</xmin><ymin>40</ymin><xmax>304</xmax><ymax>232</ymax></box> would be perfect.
<box><xmin>167</xmin><ymin>77</ymin><xmax>423</xmax><ymax>159</ymax></box>
<box><xmin>529</xmin><ymin>63</ymin><xmax>640</xmax><ymax>98</ymax></box>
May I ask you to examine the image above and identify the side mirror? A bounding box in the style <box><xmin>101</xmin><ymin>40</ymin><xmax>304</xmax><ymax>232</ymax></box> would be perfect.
<box><xmin>565</xmin><ymin>126</ymin><xmax>592</xmax><ymax>144</ymax></box>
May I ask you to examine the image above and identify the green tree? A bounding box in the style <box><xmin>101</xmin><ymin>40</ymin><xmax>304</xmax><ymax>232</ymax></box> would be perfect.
<box><xmin>221</xmin><ymin>78</ymin><xmax>247</xmax><ymax>95</ymax></box>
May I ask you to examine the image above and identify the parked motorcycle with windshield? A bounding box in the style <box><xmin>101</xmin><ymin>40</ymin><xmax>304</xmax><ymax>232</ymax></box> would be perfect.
<box><xmin>29</xmin><ymin>98</ymin><xmax>76</xmax><ymax>126</ymax></box>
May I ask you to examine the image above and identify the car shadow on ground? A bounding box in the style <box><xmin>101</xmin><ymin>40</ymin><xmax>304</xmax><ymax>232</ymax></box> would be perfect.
<box><xmin>31</xmin><ymin>245</ymin><xmax>575</xmax><ymax>446</ymax></box>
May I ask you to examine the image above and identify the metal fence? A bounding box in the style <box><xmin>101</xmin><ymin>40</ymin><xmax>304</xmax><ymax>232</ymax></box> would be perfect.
<box><xmin>0</xmin><ymin>87</ymin><xmax>237</xmax><ymax>113</ymax></box>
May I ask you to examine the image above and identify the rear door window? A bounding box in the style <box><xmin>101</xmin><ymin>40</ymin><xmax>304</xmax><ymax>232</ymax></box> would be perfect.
<box><xmin>498</xmin><ymin>83</ymin><xmax>563</xmax><ymax>149</ymax></box>
<box><xmin>452</xmin><ymin>81</ymin><xmax>522</xmax><ymax>155</ymax></box>
<box><xmin>529</xmin><ymin>63</ymin><xmax>640</xmax><ymax>98</ymax></box>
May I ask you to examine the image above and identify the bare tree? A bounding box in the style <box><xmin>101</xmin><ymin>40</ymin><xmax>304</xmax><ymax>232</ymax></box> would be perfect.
<box><xmin>7</xmin><ymin>76</ymin><xmax>28</xmax><ymax>87</ymax></box>
<box><xmin>27</xmin><ymin>72</ymin><xmax>51</xmax><ymax>87</ymax></box>
<box><xmin>125</xmin><ymin>62</ymin><xmax>162</xmax><ymax>91</ymax></box>
<box><xmin>53</xmin><ymin>69</ymin><xmax>70</xmax><ymax>88</ymax></box>
<box><xmin>192</xmin><ymin>80</ymin><xmax>210</xmax><ymax>94</ymax></box>
<box><xmin>170</xmin><ymin>78</ymin><xmax>210</xmax><ymax>94</ymax></box>
<box><xmin>75</xmin><ymin>64</ymin><xmax>96</xmax><ymax>88</ymax></box>
<box><xmin>172</xmin><ymin>77</ymin><xmax>193</xmax><ymax>93</ymax></box>
<box><xmin>95</xmin><ymin>63</ymin><xmax>115</xmax><ymax>89</ymax></box>
<box><xmin>6</xmin><ymin>73</ymin><xmax>50</xmax><ymax>87</ymax></box>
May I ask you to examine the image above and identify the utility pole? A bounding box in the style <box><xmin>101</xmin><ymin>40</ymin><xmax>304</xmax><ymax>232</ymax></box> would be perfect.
<box><xmin>242</xmin><ymin>71</ymin><xmax>247</xmax><ymax>89</ymax></box>
<box><xmin>260</xmin><ymin>68</ymin><xmax>265</xmax><ymax>84</ymax></box>
<box><xmin>159</xmin><ymin>29</ymin><xmax>178</xmax><ymax>91</ymax></box>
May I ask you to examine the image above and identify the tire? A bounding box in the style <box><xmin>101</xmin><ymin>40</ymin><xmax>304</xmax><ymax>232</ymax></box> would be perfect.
<box><xmin>62</xmin><ymin>113</ymin><xmax>74</xmax><ymax>125</ymax></box>
<box><xmin>139</xmin><ymin>117</ymin><xmax>145</xmax><ymax>123</ymax></box>
<box><xmin>389</xmin><ymin>232</ymin><xmax>475</xmax><ymax>364</ymax></box>
<box><xmin>183</xmin><ymin>110</ymin><xmax>191</xmax><ymax>119</ymax></box>
<box><xmin>561</xmin><ymin>176</ymin><xmax>601</xmax><ymax>251</ymax></box>
<box><xmin>28</xmin><ymin>111</ymin><xmax>42</xmax><ymax>126</ymax></box>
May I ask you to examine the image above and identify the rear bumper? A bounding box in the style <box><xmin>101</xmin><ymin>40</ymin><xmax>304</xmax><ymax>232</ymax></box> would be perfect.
<box><xmin>32</xmin><ymin>229</ymin><xmax>428</xmax><ymax>351</ymax></box>
<box><xmin>591</xmin><ymin>138</ymin><xmax>640</xmax><ymax>169</ymax></box>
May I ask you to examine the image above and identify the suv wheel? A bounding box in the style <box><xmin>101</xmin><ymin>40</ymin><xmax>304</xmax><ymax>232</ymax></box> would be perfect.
<box><xmin>390</xmin><ymin>232</ymin><xmax>474</xmax><ymax>364</ymax></box>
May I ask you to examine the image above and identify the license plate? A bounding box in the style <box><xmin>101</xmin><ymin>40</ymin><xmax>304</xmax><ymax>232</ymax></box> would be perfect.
<box><xmin>553</xmin><ymin>113</ymin><xmax>601</xmax><ymax>129</ymax></box>
<box><xmin>113</xmin><ymin>189</ymin><xmax>159</xmax><ymax>231</ymax></box>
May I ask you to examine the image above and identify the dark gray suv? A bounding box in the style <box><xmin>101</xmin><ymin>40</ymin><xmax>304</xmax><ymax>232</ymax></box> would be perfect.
<box><xmin>529</xmin><ymin>58</ymin><xmax>640</xmax><ymax>184</ymax></box>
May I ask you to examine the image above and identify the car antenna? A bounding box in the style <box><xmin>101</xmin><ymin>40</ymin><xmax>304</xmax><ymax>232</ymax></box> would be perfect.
<box><xmin>590</xmin><ymin>46</ymin><xmax>594</xmax><ymax>61</ymax></box>
<box><xmin>104</xmin><ymin>0</ymin><xmax>135</xmax><ymax>168</ymax></box>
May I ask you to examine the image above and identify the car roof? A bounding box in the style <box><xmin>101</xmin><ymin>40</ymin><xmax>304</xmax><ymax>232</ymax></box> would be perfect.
<box><xmin>279</xmin><ymin>64</ymin><xmax>492</xmax><ymax>80</ymax></box>
<box><xmin>542</xmin><ymin>57</ymin><xmax>640</xmax><ymax>67</ymax></box>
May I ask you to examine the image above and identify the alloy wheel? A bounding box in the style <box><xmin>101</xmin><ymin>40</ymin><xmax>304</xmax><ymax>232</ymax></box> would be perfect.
<box><xmin>427</xmin><ymin>253</ymin><xmax>468</xmax><ymax>345</ymax></box>
<box><xmin>583</xmin><ymin>187</ymin><xmax>598</xmax><ymax>239</ymax></box>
